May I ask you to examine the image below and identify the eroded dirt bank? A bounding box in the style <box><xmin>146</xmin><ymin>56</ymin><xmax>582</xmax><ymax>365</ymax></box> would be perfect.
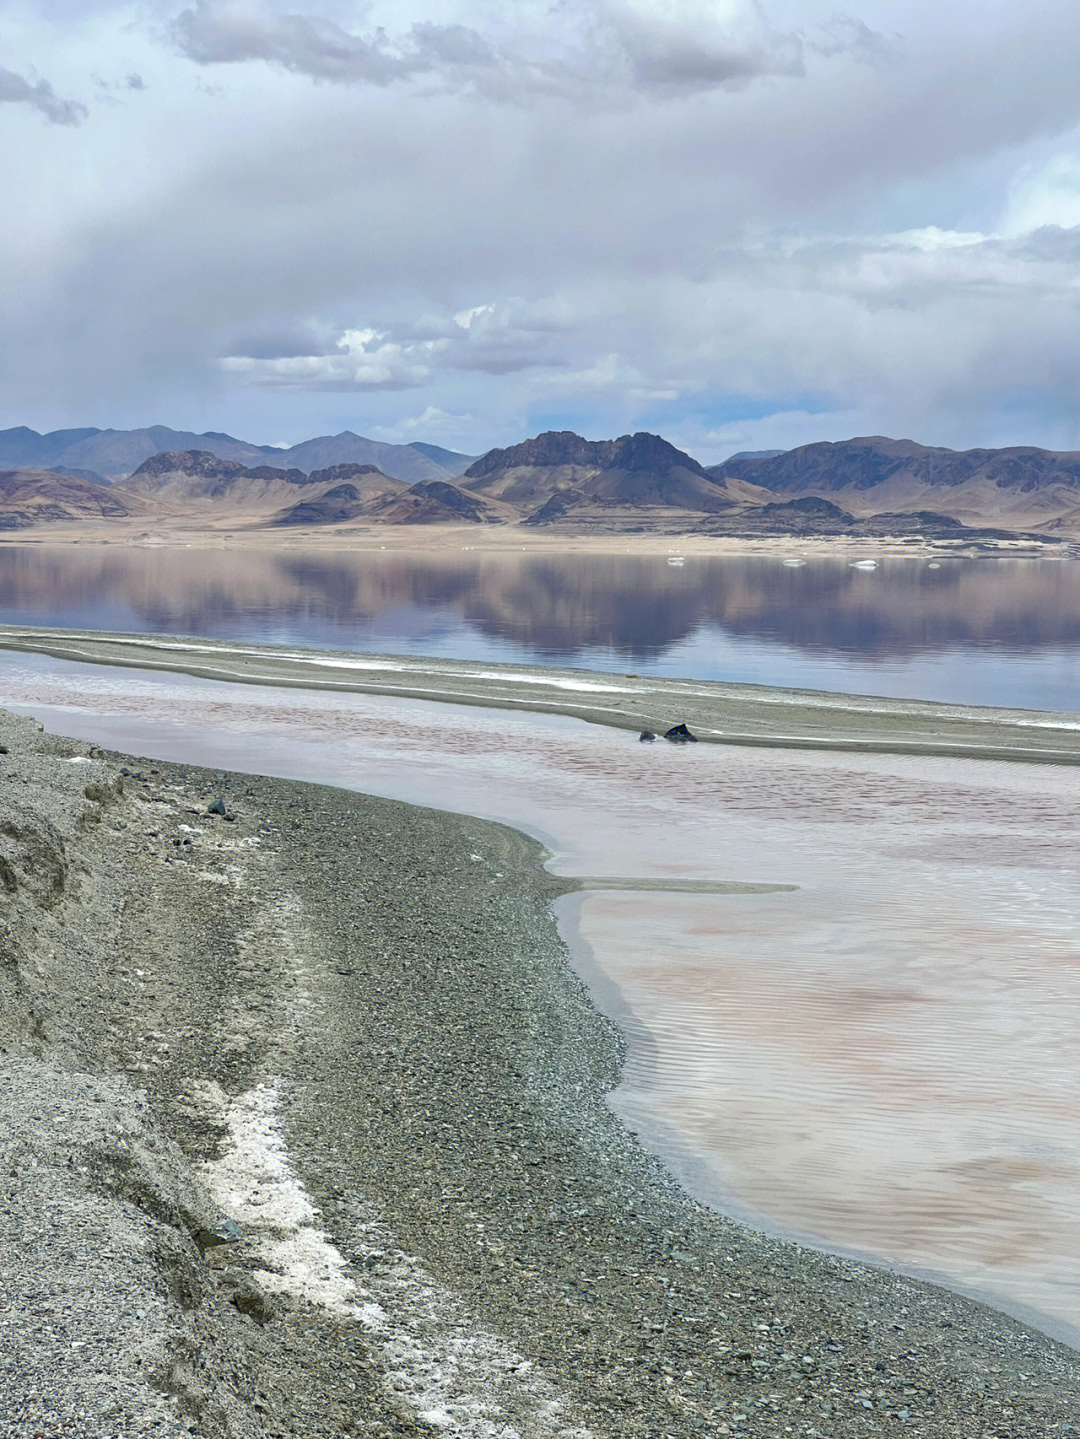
<box><xmin>2</xmin><ymin>707</ymin><xmax>1080</xmax><ymax>1438</ymax></box>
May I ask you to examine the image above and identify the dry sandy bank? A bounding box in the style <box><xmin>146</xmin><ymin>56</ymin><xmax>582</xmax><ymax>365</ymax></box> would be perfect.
<box><xmin>0</xmin><ymin>523</ymin><xmax>1072</xmax><ymax>560</ymax></box>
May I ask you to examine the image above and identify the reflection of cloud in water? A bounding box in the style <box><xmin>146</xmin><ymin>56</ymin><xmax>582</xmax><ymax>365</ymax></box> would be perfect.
<box><xmin>7</xmin><ymin>650</ymin><xmax>1080</xmax><ymax>1347</ymax></box>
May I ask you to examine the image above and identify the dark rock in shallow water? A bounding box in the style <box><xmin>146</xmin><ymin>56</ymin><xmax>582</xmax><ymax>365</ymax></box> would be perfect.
<box><xmin>639</xmin><ymin>730</ymin><xmax>656</xmax><ymax>743</ymax></box>
<box><xmin>663</xmin><ymin>722</ymin><xmax>698</xmax><ymax>743</ymax></box>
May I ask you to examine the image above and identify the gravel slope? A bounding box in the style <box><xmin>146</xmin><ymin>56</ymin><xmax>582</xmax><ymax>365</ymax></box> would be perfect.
<box><xmin>2</xmin><ymin>706</ymin><xmax>1080</xmax><ymax>1437</ymax></box>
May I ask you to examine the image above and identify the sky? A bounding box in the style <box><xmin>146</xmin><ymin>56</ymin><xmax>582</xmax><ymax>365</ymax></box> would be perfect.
<box><xmin>3</xmin><ymin>0</ymin><xmax>1080</xmax><ymax>461</ymax></box>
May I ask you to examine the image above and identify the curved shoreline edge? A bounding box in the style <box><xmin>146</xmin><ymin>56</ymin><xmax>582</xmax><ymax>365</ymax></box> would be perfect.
<box><xmin>3</xmin><ymin>623</ymin><xmax>1080</xmax><ymax>766</ymax></box>
<box><xmin>3</xmin><ymin>706</ymin><xmax>1080</xmax><ymax>1436</ymax></box>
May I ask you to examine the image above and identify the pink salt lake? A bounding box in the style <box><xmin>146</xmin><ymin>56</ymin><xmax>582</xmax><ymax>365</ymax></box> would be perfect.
<box><xmin>5</xmin><ymin>651</ymin><xmax>1080</xmax><ymax>1349</ymax></box>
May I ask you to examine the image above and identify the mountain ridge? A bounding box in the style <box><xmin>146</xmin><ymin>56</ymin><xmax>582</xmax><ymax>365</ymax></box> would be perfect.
<box><xmin>3</xmin><ymin>427</ymin><xmax>1080</xmax><ymax>539</ymax></box>
<box><xmin>464</xmin><ymin>430</ymin><xmax>742</xmax><ymax>515</ymax></box>
<box><xmin>711</xmin><ymin>436</ymin><xmax>1080</xmax><ymax>530</ymax></box>
<box><xmin>0</xmin><ymin>426</ymin><xmax>476</xmax><ymax>486</ymax></box>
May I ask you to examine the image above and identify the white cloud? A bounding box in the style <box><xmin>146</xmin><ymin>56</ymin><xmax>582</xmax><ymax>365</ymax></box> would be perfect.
<box><xmin>220</xmin><ymin>327</ymin><xmax>438</xmax><ymax>389</ymax></box>
<box><xmin>1001</xmin><ymin>153</ymin><xmax>1080</xmax><ymax>236</ymax></box>
<box><xmin>369</xmin><ymin>404</ymin><xmax>479</xmax><ymax>445</ymax></box>
<box><xmin>6</xmin><ymin>0</ymin><xmax>1080</xmax><ymax>459</ymax></box>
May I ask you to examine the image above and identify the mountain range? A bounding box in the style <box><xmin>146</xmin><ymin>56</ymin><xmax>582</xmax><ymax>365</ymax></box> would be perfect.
<box><xmin>0</xmin><ymin>426</ymin><xmax>1077</xmax><ymax>540</ymax></box>
<box><xmin>0</xmin><ymin>426</ymin><xmax>475</xmax><ymax>486</ymax></box>
<box><xmin>711</xmin><ymin>437</ymin><xmax>1080</xmax><ymax>533</ymax></box>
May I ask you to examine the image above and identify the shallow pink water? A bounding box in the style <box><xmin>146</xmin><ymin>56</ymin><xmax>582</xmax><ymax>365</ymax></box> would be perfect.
<box><xmin>5</xmin><ymin>651</ymin><xmax>1080</xmax><ymax>1346</ymax></box>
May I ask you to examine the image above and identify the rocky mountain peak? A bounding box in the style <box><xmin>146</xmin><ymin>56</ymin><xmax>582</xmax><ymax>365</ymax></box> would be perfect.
<box><xmin>130</xmin><ymin>450</ymin><xmax>247</xmax><ymax>479</ymax></box>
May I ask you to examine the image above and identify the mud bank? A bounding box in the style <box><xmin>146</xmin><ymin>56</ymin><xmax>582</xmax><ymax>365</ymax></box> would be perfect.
<box><xmin>3</xmin><ymin>625</ymin><xmax>1080</xmax><ymax>765</ymax></box>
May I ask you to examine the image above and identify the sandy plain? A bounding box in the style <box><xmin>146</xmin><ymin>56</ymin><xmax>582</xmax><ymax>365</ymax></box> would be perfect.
<box><xmin>0</xmin><ymin>518</ymin><xmax>1073</xmax><ymax>560</ymax></box>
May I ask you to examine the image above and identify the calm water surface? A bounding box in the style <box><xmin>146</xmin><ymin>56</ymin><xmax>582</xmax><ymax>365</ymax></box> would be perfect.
<box><xmin>4</xmin><ymin>651</ymin><xmax>1080</xmax><ymax>1349</ymax></box>
<box><xmin>5</xmin><ymin>544</ymin><xmax>1080</xmax><ymax>708</ymax></box>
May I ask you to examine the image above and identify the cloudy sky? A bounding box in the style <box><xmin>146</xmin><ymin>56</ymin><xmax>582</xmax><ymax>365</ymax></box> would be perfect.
<box><xmin>3</xmin><ymin>0</ymin><xmax>1080</xmax><ymax>459</ymax></box>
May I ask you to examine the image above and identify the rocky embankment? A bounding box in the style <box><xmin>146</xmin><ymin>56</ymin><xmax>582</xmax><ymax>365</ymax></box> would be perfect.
<box><xmin>2</xmin><ymin>707</ymin><xmax>1080</xmax><ymax>1437</ymax></box>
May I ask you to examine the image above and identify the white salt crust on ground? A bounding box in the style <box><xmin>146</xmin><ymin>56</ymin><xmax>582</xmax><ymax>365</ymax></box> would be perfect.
<box><xmin>204</xmin><ymin>1080</ymin><xmax>591</xmax><ymax>1439</ymax></box>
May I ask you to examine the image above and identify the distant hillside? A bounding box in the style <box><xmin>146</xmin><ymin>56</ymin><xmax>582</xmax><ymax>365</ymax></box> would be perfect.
<box><xmin>0</xmin><ymin>426</ymin><xmax>475</xmax><ymax>485</ymax></box>
<box><xmin>121</xmin><ymin>450</ymin><xmax>410</xmax><ymax>525</ymax></box>
<box><xmin>0</xmin><ymin>427</ymin><xmax>273</xmax><ymax>481</ymax></box>
<box><xmin>465</xmin><ymin>431</ymin><xmax>741</xmax><ymax>516</ymax></box>
<box><xmin>711</xmin><ymin>437</ymin><xmax>1080</xmax><ymax>531</ymax></box>
<box><xmin>119</xmin><ymin>451</ymin><xmax>309</xmax><ymax>512</ymax></box>
<box><xmin>273</xmin><ymin>432</ymin><xmax>475</xmax><ymax>484</ymax></box>
<box><xmin>409</xmin><ymin>442</ymin><xmax>474</xmax><ymax>474</ymax></box>
<box><xmin>0</xmin><ymin>428</ymin><xmax>103</xmax><ymax>467</ymax></box>
<box><xmin>273</xmin><ymin>465</ymin><xmax>406</xmax><ymax>526</ymax></box>
<box><xmin>373</xmin><ymin>480</ymin><xmax>497</xmax><ymax>525</ymax></box>
<box><xmin>0</xmin><ymin>469</ymin><xmax>145</xmax><ymax>528</ymax></box>
<box><xmin>3</xmin><ymin>425</ymin><xmax>1079</xmax><ymax>541</ymax></box>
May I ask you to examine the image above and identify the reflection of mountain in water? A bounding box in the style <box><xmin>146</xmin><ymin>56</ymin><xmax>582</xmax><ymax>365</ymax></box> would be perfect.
<box><xmin>1</xmin><ymin>547</ymin><xmax>1080</xmax><ymax>664</ymax></box>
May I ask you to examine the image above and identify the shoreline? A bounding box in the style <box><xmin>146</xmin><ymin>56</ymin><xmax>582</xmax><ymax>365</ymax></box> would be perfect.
<box><xmin>0</xmin><ymin>523</ymin><xmax>1074</xmax><ymax>560</ymax></box>
<box><xmin>3</xmin><ymin>623</ymin><xmax>1080</xmax><ymax>766</ymax></box>
<box><xmin>4</xmin><ymin>707</ymin><xmax>1080</xmax><ymax>1434</ymax></box>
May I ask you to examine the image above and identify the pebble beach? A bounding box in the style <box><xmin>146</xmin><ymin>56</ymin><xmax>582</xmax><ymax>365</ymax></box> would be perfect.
<box><xmin>3</xmin><ymin>701</ymin><xmax>1080</xmax><ymax>1436</ymax></box>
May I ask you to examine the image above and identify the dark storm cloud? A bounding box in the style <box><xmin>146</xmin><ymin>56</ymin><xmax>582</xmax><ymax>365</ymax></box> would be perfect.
<box><xmin>595</xmin><ymin>0</ymin><xmax>805</xmax><ymax>92</ymax></box>
<box><xmin>168</xmin><ymin>0</ymin><xmax>833</xmax><ymax>101</ymax></box>
<box><xmin>0</xmin><ymin>65</ymin><xmax>87</xmax><ymax>124</ymax></box>
<box><xmin>171</xmin><ymin>0</ymin><xmax>495</xmax><ymax>86</ymax></box>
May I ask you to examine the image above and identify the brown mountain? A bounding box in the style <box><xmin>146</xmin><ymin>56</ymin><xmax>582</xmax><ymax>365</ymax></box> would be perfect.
<box><xmin>373</xmin><ymin>480</ymin><xmax>497</xmax><ymax>525</ymax></box>
<box><xmin>117</xmin><ymin>451</ymin><xmax>314</xmax><ymax>520</ymax></box>
<box><xmin>465</xmin><ymin>431</ymin><xmax>745</xmax><ymax>516</ymax></box>
<box><xmin>273</xmin><ymin>466</ymin><xmax>407</xmax><ymax>526</ymax></box>
<box><xmin>0</xmin><ymin>469</ymin><xmax>144</xmax><ymax>529</ymax></box>
<box><xmin>711</xmin><ymin>437</ymin><xmax>1080</xmax><ymax>532</ymax></box>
